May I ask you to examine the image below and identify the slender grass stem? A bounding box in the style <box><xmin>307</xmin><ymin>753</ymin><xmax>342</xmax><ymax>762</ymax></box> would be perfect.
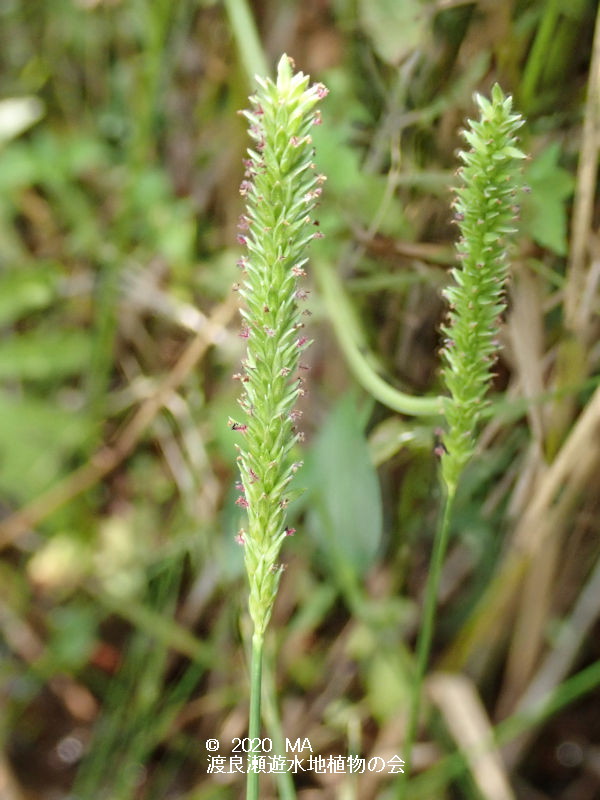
<box><xmin>223</xmin><ymin>0</ymin><xmax>269</xmax><ymax>82</ymax></box>
<box><xmin>520</xmin><ymin>0</ymin><xmax>562</xmax><ymax>110</ymax></box>
<box><xmin>246</xmin><ymin>634</ymin><xmax>264</xmax><ymax>800</ymax></box>
<box><xmin>398</xmin><ymin>488</ymin><xmax>455</xmax><ymax>798</ymax></box>
<box><xmin>263</xmin><ymin>640</ymin><xmax>298</xmax><ymax>800</ymax></box>
<box><xmin>398</xmin><ymin>84</ymin><xmax>525</xmax><ymax>797</ymax></box>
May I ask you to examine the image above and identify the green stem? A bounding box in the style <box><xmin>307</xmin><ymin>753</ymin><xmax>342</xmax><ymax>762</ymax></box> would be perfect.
<box><xmin>224</xmin><ymin>0</ymin><xmax>269</xmax><ymax>82</ymax></box>
<box><xmin>520</xmin><ymin>0</ymin><xmax>562</xmax><ymax>110</ymax></box>
<box><xmin>246</xmin><ymin>633</ymin><xmax>264</xmax><ymax>800</ymax></box>
<box><xmin>398</xmin><ymin>488</ymin><xmax>455</xmax><ymax>798</ymax></box>
<box><xmin>263</xmin><ymin>640</ymin><xmax>298</xmax><ymax>800</ymax></box>
<box><xmin>314</xmin><ymin>260</ymin><xmax>443</xmax><ymax>418</ymax></box>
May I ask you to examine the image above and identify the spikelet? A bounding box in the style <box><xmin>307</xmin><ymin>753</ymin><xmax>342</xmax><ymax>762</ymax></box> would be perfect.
<box><xmin>441</xmin><ymin>84</ymin><xmax>526</xmax><ymax>495</ymax></box>
<box><xmin>233</xmin><ymin>55</ymin><xmax>327</xmax><ymax>639</ymax></box>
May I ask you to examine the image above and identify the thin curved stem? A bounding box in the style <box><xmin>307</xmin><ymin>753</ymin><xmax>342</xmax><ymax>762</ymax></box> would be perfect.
<box><xmin>398</xmin><ymin>488</ymin><xmax>455</xmax><ymax>798</ymax></box>
<box><xmin>314</xmin><ymin>260</ymin><xmax>444</xmax><ymax>418</ymax></box>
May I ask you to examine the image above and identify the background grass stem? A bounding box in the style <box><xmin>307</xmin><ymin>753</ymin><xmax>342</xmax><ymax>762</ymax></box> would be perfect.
<box><xmin>398</xmin><ymin>489</ymin><xmax>455</xmax><ymax>797</ymax></box>
<box><xmin>224</xmin><ymin>0</ymin><xmax>269</xmax><ymax>82</ymax></box>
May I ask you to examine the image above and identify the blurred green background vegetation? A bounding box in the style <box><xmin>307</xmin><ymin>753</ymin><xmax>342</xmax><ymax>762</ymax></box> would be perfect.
<box><xmin>1</xmin><ymin>0</ymin><xmax>599</xmax><ymax>798</ymax></box>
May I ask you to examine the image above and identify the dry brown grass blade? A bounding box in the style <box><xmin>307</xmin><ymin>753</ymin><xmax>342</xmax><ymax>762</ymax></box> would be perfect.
<box><xmin>498</xmin><ymin>266</ymin><xmax>554</xmax><ymax>707</ymax></box>
<box><xmin>513</xmin><ymin>384</ymin><xmax>600</xmax><ymax>554</ymax></box>
<box><xmin>501</xmin><ymin>15</ymin><xmax>600</xmax><ymax>691</ymax></box>
<box><xmin>441</xmin><ymin>384</ymin><xmax>600</xmax><ymax>671</ymax></box>
<box><xmin>564</xmin><ymin>4</ymin><xmax>600</xmax><ymax>337</ymax></box>
<box><xmin>496</xmin><ymin>525</ymin><xmax>559</xmax><ymax>718</ymax></box>
<box><xmin>502</xmin><ymin>549</ymin><xmax>600</xmax><ymax>769</ymax></box>
<box><xmin>0</xmin><ymin>754</ymin><xmax>27</xmax><ymax>800</ymax></box>
<box><xmin>0</xmin><ymin>298</ymin><xmax>237</xmax><ymax>552</ymax></box>
<box><xmin>497</xmin><ymin>267</ymin><xmax>557</xmax><ymax>706</ymax></box>
<box><xmin>507</xmin><ymin>266</ymin><xmax>547</xmax><ymax>444</ymax></box>
<box><xmin>428</xmin><ymin>672</ymin><xmax>515</xmax><ymax>800</ymax></box>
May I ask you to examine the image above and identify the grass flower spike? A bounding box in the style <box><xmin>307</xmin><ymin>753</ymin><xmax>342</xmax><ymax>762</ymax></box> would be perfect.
<box><xmin>441</xmin><ymin>84</ymin><xmax>526</xmax><ymax>495</ymax></box>
<box><xmin>233</xmin><ymin>55</ymin><xmax>326</xmax><ymax>798</ymax></box>
<box><xmin>235</xmin><ymin>54</ymin><xmax>326</xmax><ymax>641</ymax></box>
<box><xmin>401</xmin><ymin>86</ymin><xmax>526</xmax><ymax>795</ymax></box>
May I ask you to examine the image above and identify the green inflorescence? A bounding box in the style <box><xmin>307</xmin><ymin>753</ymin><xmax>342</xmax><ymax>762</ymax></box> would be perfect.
<box><xmin>233</xmin><ymin>55</ymin><xmax>327</xmax><ymax>640</ymax></box>
<box><xmin>441</xmin><ymin>84</ymin><xmax>526</xmax><ymax>495</ymax></box>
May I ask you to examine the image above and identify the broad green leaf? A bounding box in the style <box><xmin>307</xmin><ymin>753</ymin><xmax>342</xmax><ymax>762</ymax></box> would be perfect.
<box><xmin>312</xmin><ymin>120</ymin><xmax>410</xmax><ymax>238</ymax></box>
<box><xmin>0</xmin><ymin>141</ymin><xmax>39</xmax><ymax>190</ymax></box>
<box><xmin>0</xmin><ymin>329</ymin><xmax>91</xmax><ymax>380</ymax></box>
<box><xmin>47</xmin><ymin>606</ymin><xmax>98</xmax><ymax>670</ymax></box>
<box><xmin>365</xmin><ymin>649</ymin><xmax>411</xmax><ymax>722</ymax></box>
<box><xmin>311</xmin><ymin>68</ymin><xmax>410</xmax><ymax>240</ymax></box>
<box><xmin>368</xmin><ymin>416</ymin><xmax>433</xmax><ymax>466</ymax></box>
<box><xmin>359</xmin><ymin>0</ymin><xmax>430</xmax><ymax>65</ymax></box>
<box><xmin>0</xmin><ymin>264</ymin><xmax>59</xmax><ymax>326</ymax></box>
<box><xmin>0</xmin><ymin>392</ymin><xmax>90</xmax><ymax>501</ymax></box>
<box><xmin>522</xmin><ymin>142</ymin><xmax>574</xmax><ymax>255</ymax></box>
<box><xmin>305</xmin><ymin>395</ymin><xmax>383</xmax><ymax>578</ymax></box>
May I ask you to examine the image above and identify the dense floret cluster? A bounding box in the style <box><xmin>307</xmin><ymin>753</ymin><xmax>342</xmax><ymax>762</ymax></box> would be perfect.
<box><xmin>233</xmin><ymin>55</ymin><xmax>327</xmax><ymax>638</ymax></box>
<box><xmin>441</xmin><ymin>85</ymin><xmax>525</xmax><ymax>494</ymax></box>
